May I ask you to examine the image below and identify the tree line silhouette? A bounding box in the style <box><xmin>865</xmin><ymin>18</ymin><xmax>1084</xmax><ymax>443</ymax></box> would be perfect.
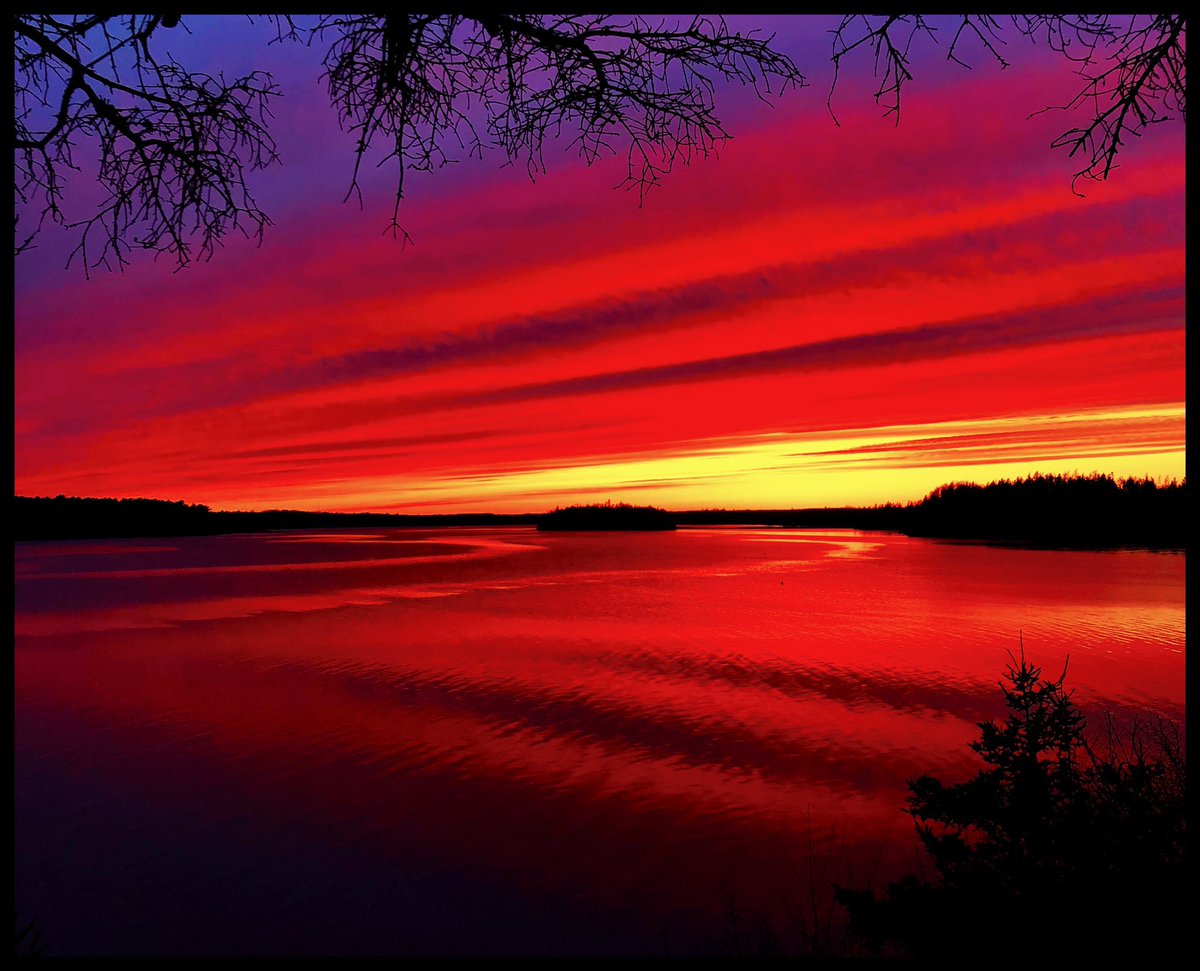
<box><xmin>11</xmin><ymin>495</ymin><xmax>537</xmax><ymax>540</ymax></box>
<box><xmin>537</xmin><ymin>501</ymin><xmax>676</xmax><ymax>531</ymax></box>
<box><xmin>902</xmin><ymin>472</ymin><xmax>1186</xmax><ymax>545</ymax></box>
<box><xmin>14</xmin><ymin>474</ymin><xmax>1184</xmax><ymax>545</ymax></box>
<box><xmin>680</xmin><ymin>473</ymin><xmax>1185</xmax><ymax>547</ymax></box>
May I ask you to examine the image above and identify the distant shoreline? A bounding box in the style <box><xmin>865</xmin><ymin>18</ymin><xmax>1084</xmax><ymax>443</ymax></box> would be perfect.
<box><xmin>12</xmin><ymin>475</ymin><xmax>1186</xmax><ymax>550</ymax></box>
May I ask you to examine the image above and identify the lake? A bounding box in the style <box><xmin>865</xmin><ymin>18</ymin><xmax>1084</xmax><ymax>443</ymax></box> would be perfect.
<box><xmin>13</xmin><ymin>527</ymin><xmax>1185</xmax><ymax>955</ymax></box>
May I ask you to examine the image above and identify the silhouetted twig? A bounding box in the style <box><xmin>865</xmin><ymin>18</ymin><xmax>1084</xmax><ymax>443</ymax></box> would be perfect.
<box><xmin>15</xmin><ymin>911</ymin><xmax>46</xmax><ymax>958</ymax></box>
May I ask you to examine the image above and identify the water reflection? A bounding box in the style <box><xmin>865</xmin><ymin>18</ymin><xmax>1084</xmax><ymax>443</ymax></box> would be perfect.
<box><xmin>14</xmin><ymin>528</ymin><xmax>1184</xmax><ymax>955</ymax></box>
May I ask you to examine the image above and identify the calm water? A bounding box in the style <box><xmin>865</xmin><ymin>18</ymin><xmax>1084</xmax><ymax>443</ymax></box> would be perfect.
<box><xmin>14</xmin><ymin>528</ymin><xmax>1185</xmax><ymax>955</ymax></box>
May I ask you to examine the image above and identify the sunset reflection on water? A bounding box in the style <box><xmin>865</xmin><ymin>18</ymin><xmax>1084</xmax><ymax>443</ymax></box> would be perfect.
<box><xmin>14</xmin><ymin>528</ymin><xmax>1184</xmax><ymax>955</ymax></box>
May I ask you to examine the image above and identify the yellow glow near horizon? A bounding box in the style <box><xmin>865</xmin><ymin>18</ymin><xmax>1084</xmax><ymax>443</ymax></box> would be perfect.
<box><xmin>254</xmin><ymin>403</ymin><xmax>1185</xmax><ymax>513</ymax></box>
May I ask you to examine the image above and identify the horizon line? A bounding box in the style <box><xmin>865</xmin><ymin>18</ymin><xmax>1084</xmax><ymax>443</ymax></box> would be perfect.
<box><xmin>14</xmin><ymin>470</ymin><xmax>1186</xmax><ymax>518</ymax></box>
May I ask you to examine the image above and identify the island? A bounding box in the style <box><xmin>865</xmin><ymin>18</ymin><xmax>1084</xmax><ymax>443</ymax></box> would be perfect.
<box><xmin>12</xmin><ymin>474</ymin><xmax>1184</xmax><ymax>548</ymax></box>
<box><xmin>536</xmin><ymin>502</ymin><xmax>677</xmax><ymax>532</ymax></box>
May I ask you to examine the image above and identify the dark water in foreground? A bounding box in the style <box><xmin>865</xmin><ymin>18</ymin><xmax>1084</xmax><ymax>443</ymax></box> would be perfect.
<box><xmin>14</xmin><ymin>528</ymin><xmax>1184</xmax><ymax>955</ymax></box>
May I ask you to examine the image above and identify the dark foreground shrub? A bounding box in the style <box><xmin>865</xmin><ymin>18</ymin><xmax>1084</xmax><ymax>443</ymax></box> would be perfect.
<box><xmin>835</xmin><ymin>651</ymin><xmax>1186</xmax><ymax>960</ymax></box>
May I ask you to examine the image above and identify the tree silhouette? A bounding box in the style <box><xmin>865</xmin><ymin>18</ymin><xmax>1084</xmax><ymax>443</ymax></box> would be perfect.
<box><xmin>14</xmin><ymin>911</ymin><xmax>46</xmax><ymax>958</ymax></box>
<box><xmin>828</xmin><ymin>15</ymin><xmax>1186</xmax><ymax>193</ymax></box>
<box><xmin>14</xmin><ymin>13</ymin><xmax>801</xmax><ymax>272</ymax></box>
<box><xmin>15</xmin><ymin>14</ymin><xmax>280</xmax><ymax>270</ymax></box>
<box><xmin>834</xmin><ymin>651</ymin><xmax>1187</xmax><ymax>959</ymax></box>
<box><xmin>14</xmin><ymin>14</ymin><xmax>1186</xmax><ymax>273</ymax></box>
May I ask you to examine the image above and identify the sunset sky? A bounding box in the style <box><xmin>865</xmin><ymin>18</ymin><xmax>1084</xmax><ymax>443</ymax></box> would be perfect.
<box><xmin>13</xmin><ymin>16</ymin><xmax>1186</xmax><ymax>513</ymax></box>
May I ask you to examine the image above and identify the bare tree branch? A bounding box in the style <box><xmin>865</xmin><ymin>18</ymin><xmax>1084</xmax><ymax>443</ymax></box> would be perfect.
<box><xmin>313</xmin><ymin>14</ymin><xmax>806</xmax><ymax>242</ymax></box>
<box><xmin>1019</xmin><ymin>14</ymin><xmax>1186</xmax><ymax>194</ymax></box>
<box><xmin>15</xmin><ymin>13</ymin><xmax>280</xmax><ymax>274</ymax></box>
<box><xmin>15</xmin><ymin>13</ymin><xmax>803</xmax><ymax>268</ymax></box>
<box><xmin>829</xmin><ymin>15</ymin><xmax>934</xmax><ymax>125</ymax></box>
<box><xmin>13</xmin><ymin>14</ymin><xmax>1186</xmax><ymax>274</ymax></box>
<box><xmin>827</xmin><ymin>14</ymin><xmax>1186</xmax><ymax>195</ymax></box>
